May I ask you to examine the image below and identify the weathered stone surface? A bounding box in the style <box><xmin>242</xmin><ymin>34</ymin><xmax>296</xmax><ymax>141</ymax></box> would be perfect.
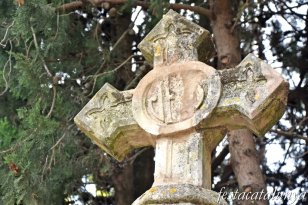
<box><xmin>74</xmin><ymin>9</ymin><xmax>288</xmax><ymax>205</ymax></box>
<box><xmin>74</xmin><ymin>83</ymin><xmax>153</xmax><ymax>161</ymax></box>
<box><xmin>138</xmin><ymin>10</ymin><xmax>215</xmax><ymax>67</ymax></box>
<box><xmin>152</xmin><ymin>129</ymin><xmax>224</xmax><ymax>189</ymax></box>
<box><xmin>132</xmin><ymin>61</ymin><xmax>221</xmax><ymax>135</ymax></box>
<box><xmin>200</xmin><ymin>54</ymin><xmax>289</xmax><ymax>136</ymax></box>
<box><xmin>132</xmin><ymin>184</ymin><xmax>228</xmax><ymax>205</ymax></box>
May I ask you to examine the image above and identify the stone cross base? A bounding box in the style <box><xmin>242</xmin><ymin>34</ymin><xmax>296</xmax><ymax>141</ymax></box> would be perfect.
<box><xmin>133</xmin><ymin>184</ymin><xmax>227</xmax><ymax>205</ymax></box>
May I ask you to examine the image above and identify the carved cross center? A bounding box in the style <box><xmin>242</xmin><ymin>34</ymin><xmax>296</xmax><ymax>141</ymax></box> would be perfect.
<box><xmin>74</xmin><ymin>10</ymin><xmax>288</xmax><ymax>205</ymax></box>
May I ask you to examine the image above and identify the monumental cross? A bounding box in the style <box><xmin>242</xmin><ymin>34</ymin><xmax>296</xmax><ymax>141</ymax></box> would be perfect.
<box><xmin>74</xmin><ymin>10</ymin><xmax>288</xmax><ymax>205</ymax></box>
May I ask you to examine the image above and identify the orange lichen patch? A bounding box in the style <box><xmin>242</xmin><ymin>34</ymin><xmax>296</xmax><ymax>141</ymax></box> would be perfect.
<box><xmin>17</xmin><ymin>0</ymin><xmax>25</xmax><ymax>6</ymax></box>
<box><xmin>169</xmin><ymin>188</ymin><xmax>177</xmax><ymax>194</ymax></box>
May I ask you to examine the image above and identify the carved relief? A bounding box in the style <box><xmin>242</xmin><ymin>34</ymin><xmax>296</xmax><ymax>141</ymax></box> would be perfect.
<box><xmin>132</xmin><ymin>61</ymin><xmax>221</xmax><ymax>135</ymax></box>
<box><xmin>146</xmin><ymin>74</ymin><xmax>183</xmax><ymax>124</ymax></box>
<box><xmin>145</xmin><ymin>73</ymin><xmax>207</xmax><ymax>125</ymax></box>
<box><xmin>219</xmin><ymin>55</ymin><xmax>267</xmax><ymax>107</ymax></box>
<box><xmin>86</xmin><ymin>91</ymin><xmax>132</xmax><ymax>131</ymax></box>
<box><xmin>151</xmin><ymin>23</ymin><xmax>198</xmax><ymax>65</ymax></box>
<box><xmin>138</xmin><ymin>10</ymin><xmax>215</xmax><ymax>66</ymax></box>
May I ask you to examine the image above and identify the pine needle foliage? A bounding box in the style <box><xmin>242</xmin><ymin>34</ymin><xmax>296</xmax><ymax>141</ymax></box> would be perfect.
<box><xmin>0</xmin><ymin>0</ymin><xmax>112</xmax><ymax>204</ymax></box>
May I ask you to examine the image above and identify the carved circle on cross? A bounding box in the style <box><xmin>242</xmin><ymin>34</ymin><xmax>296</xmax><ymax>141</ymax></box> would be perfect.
<box><xmin>132</xmin><ymin>61</ymin><xmax>221</xmax><ymax>135</ymax></box>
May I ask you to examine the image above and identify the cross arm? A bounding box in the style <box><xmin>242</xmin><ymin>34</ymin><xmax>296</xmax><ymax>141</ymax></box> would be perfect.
<box><xmin>138</xmin><ymin>10</ymin><xmax>215</xmax><ymax>66</ymax></box>
<box><xmin>200</xmin><ymin>54</ymin><xmax>289</xmax><ymax>136</ymax></box>
<box><xmin>74</xmin><ymin>83</ymin><xmax>154</xmax><ymax>161</ymax></box>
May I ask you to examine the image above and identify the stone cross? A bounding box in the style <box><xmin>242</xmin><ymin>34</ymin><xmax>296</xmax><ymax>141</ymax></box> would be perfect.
<box><xmin>74</xmin><ymin>10</ymin><xmax>288</xmax><ymax>205</ymax></box>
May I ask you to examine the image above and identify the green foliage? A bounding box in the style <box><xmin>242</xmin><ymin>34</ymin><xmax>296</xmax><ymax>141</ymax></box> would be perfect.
<box><xmin>0</xmin><ymin>118</ymin><xmax>17</xmax><ymax>147</ymax></box>
<box><xmin>0</xmin><ymin>0</ymin><xmax>107</xmax><ymax>204</ymax></box>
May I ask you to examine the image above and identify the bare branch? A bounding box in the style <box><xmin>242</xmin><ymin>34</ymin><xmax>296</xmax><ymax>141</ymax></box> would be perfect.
<box><xmin>93</xmin><ymin>54</ymin><xmax>134</xmax><ymax>78</ymax></box>
<box><xmin>57</xmin><ymin>0</ymin><xmax>211</xmax><ymax>18</ymax></box>
<box><xmin>50</xmin><ymin>133</ymin><xmax>66</xmax><ymax>150</ymax></box>
<box><xmin>212</xmin><ymin>145</ymin><xmax>229</xmax><ymax>170</ymax></box>
<box><xmin>86</xmin><ymin>55</ymin><xmax>135</xmax><ymax>96</ymax></box>
<box><xmin>0</xmin><ymin>40</ymin><xmax>13</xmax><ymax>96</ymax></box>
<box><xmin>31</xmin><ymin>26</ymin><xmax>53</xmax><ymax>77</ymax></box>
<box><xmin>46</xmin><ymin>86</ymin><xmax>57</xmax><ymax>118</ymax></box>
<box><xmin>126</xmin><ymin>148</ymin><xmax>149</xmax><ymax>165</ymax></box>
<box><xmin>57</xmin><ymin>0</ymin><xmax>84</xmax><ymax>12</ymax></box>
<box><xmin>271</xmin><ymin>129</ymin><xmax>308</xmax><ymax>143</ymax></box>
<box><xmin>0</xmin><ymin>21</ymin><xmax>15</xmax><ymax>47</ymax></box>
<box><xmin>125</xmin><ymin>64</ymin><xmax>151</xmax><ymax>90</ymax></box>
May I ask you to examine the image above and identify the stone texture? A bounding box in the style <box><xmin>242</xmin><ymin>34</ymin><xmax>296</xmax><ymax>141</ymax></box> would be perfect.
<box><xmin>74</xmin><ymin>83</ymin><xmax>154</xmax><ymax>161</ymax></box>
<box><xmin>74</xmin><ymin>9</ymin><xmax>288</xmax><ymax>205</ymax></box>
<box><xmin>200</xmin><ymin>54</ymin><xmax>289</xmax><ymax>136</ymax></box>
<box><xmin>152</xmin><ymin>128</ymin><xmax>224</xmax><ymax>190</ymax></box>
<box><xmin>132</xmin><ymin>61</ymin><xmax>221</xmax><ymax>135</ymax></box>
<box><xmin>138</xmin><ymin>10</ymin><xmax>215</xmax><ymax>67</ymax></box>
<box><xmin>132</xmin><ymin>184</ymin><xmax>228</xmax><ymax>205</ymax></box>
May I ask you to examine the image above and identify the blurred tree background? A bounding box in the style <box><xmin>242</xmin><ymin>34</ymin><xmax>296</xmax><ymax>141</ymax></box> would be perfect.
<box><xmin>0</xmin><ymin>0</ymin><xmax>307</xmax><ymax>205</ymax></box>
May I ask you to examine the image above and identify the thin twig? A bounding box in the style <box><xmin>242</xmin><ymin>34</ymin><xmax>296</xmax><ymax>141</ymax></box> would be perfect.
<box><xmin>90</xmin><ymin>54</ymin><xmax>134</xmax><ymax>78</ymax></box>
<box><xmin>290</xmin><ymin>116</ymin><xmax>308</xmax><ymax>133</ymax></box>
<box><xmin>41</xmin><ymin>154</ymin><xmax>49</xmax><ymax>182</ymax></box>
<box><xmin>0</xmin><ymin>21</ymin><xmax>15</xmax><ymax>47</ymax></box>
<box><xmin>24</xmin><ymin>39</ymin><xmax>34</xmax><ymax>59</ymax></box>
<box><xmin>124</xmin><ymin>64</ymin><xmax>151</xmax><ymax>90</ymax></box>
<box><xmin>50</xmin><ymin>133</ymin><xmax>66</xmax><ymax>150</ymax></box>
<box><xmin>0</xmin><ymin>146</ymin><xmax>15</xmax><ymax>154</ymax></box>
<box><xmin>104</xmin><ymin>6</ymin><xmax>141</xmax><ymax>59</ymax></box>
<box><xmin>294</xmin><ymin>151</ymin><xmax>308</xmax><ymax>159</ymax></box>
<box><xmin>87</xmin><ymin>55</ymin><xmax>134</xmax><ymax>96</ymax></box>
<box><xmin>30</xmin><ymin>26</ymin><xmax>53</xmax><ymax>77</ymax></box>
<box><xmin>87</xmin><ymin>76</ymin><xmax>97</xmax><ymax>97</ymax></box>
<box><xmin>231</xmin><ymin>0</ymin><xmax>249</xmax><ymax>33</ymax></box>
<box><xmin>126</xmin><ymin>148</ymin><xmax>148</xmax><ymax>165</ymax></box>
<box><xmin>53</xmin><ymin>12</ymin><xmax>60</xmax><ymax>40</ymax></box>
<box><xmin>0</xmin><ymin>40</ymin><xmax>13</xmax><ymax>96</ymax></box>
<box><xmin>271</xmin><ymin>129</ymin><xmax>308</xmax><ymax>143</ymax></box>
<box><xmin>48</xmin><ymin>148</ymin><xmax>55</xmax><ymax>170</ymax></box>
<box><xmin>46</xmin><ymin>86</ymin><xmax>57</xmax><ymax>118</ymax></box>
<box><xmin>111</xmin><ymin>30</ymin><xmax>129</xmax><ymax>53</ymax></box>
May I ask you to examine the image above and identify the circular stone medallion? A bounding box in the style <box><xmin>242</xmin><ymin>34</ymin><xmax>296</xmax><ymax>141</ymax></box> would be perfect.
<box><xmin>132</xmin><ymin>61</ymin><xmax>221</xmax><ymax>135</ymax></box>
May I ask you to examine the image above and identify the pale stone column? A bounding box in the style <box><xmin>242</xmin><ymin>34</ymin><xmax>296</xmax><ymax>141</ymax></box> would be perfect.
<box><xmin>153</xmin><ymin>129</ymin><xmax>223</xmax><ymax>189</ymax></box>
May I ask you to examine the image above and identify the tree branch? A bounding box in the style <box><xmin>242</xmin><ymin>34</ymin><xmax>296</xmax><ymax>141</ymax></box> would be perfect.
<box><xmin>0</xmin><ymin>20</ymin><xmax>15</xmax><ymax>48</ymax></box>
<box><xmin>57</xmin><ymin>0</ymin><xmax>211</xmax><ymax>18</ymax></box>
<box><xmin>271</xmin><ymin>129</ymin><xmax>308</xmax><ymax>143</ymax></box>
<box><xmin>0</xmin><ymin>40</ymin><xmax>13</xmax><ymax>96</ymax></box>
<box><xmin>212</xmin><ymin>145</ymin><xmax>229</xmax><ymax>170</ymax></box>
<box><xmin>57</xmin><ymin>0</ymin><xmax>84</xmax><ymax>12</ymax></box>
<box><xmin>47</xmin><ymin>86</ymin><xmax>57</xmax><ymax>118</ymax></box>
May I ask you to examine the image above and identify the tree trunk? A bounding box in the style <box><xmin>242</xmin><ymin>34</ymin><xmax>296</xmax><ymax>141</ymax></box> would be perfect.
<box><xmin>112</xmin><ymin>163</ymin><xmax>135</xmax><ymax>205</ymax></box>
<box><xmin>209</xmin><ymin>0</ymin><xmax>241</xmax><ymax>69</ymax></box>
<box><xmin>133</xmin><ymin>148</ymin><xmax>155</xmax><ymax>199</ymax></box>
<box><xmin>228</xmin><ymin>130</ymin><xmax>269</xmax><ymax>205</ymax></box>
<box><xmin>110</xmin><ymin>8</ymin><xmax>135</xmax><ymax>205</ymax></box>
<box><xmin>209</xmin><ymin>1</ymin><xmax>268</xmax><ymax>204</ymax></box>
